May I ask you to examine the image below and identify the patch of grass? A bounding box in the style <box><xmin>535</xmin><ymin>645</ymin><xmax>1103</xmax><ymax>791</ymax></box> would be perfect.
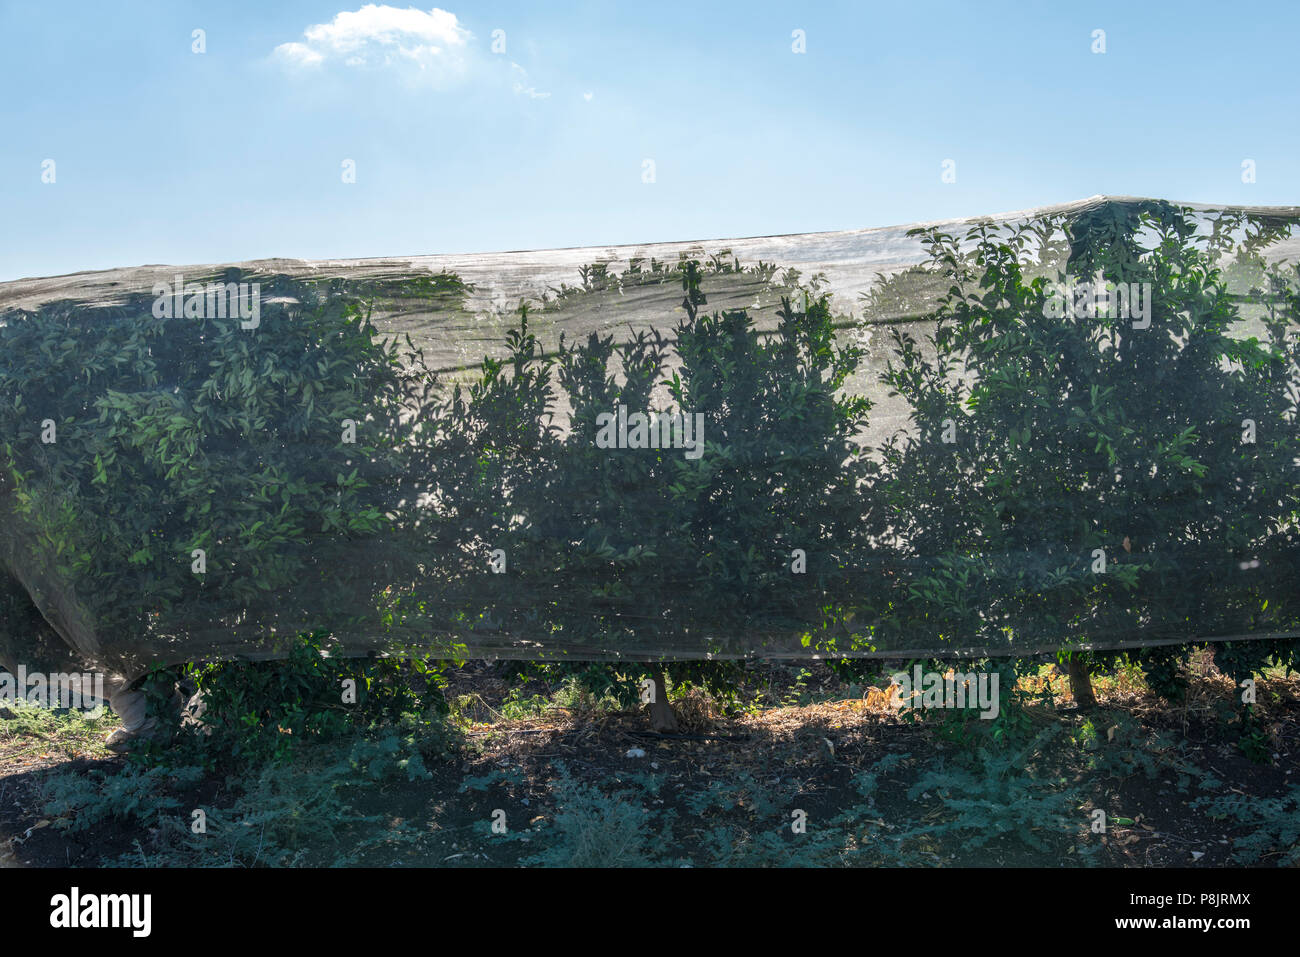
<box><xmin>131</xmin><ymin>750</ymin><xmax>422</xmax><ymax>867</ymax></box>
<box><xmin>40</xmin><ymin>762</ymin><xmax>206</xmax><ymax>835</ymax></box>
<box><xmin>549</xmin><ymin>678</ymin><xmax>626</xmax><ymax>717</ymax></box>
<box><xmin>517</xmin><ymin>765</ymin><xmax>662</xmax><ymax>868</ymax></box>
<box><xmin>497</xmin><ymin>689</ymin><xmax>553</xmax><ymax>721</ymax></box>
<box><xmin>683</xmin><ymin>770</ymin><xmax>853</xmax><ymax>866</ymax></box>
<box><xmin>0</xmin><ymin>700</ymin><xmax>116</xmax><ymax>760</ymax></box>
<box><xmin>1194</xmin><ymin>786</ymin><xmax>1300</xmax><ymax>866</ymax></box>
<box><xmin>900</xmin><ymin>728</ymin><xmax>1092</xmax><ymax>857</ymax></box>
<box><xmin>47</xmin><ymin>737</ymin><xmax>436</xmax><ymax>867</ymax></box>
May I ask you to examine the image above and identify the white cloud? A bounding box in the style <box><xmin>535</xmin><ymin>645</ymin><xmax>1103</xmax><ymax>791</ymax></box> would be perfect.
<box><xmin>510</xmin><ymin>62</ymin><xmax>549</xmax><ymax>99</ymax></box>
<box><xmin>273</xmin><ymin>5</ymin><xmax>555</xmax><ymax>101</ymax></box>
<box><xmin>273</xmin><ymin>5</ymin><xmax>472</xmax><ymax>83</ymax></box>
<box><xmin>277</xmin><ymin>43</ymin><xmax>324</xmax><ymax>67</ymax></box>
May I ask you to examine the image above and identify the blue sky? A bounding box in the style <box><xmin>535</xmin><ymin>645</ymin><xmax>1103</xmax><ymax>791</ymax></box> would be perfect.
<box><xmin>2</xmin><ymin>0</ymin><xmax>1297</xmax><ymax>281</ymax></box>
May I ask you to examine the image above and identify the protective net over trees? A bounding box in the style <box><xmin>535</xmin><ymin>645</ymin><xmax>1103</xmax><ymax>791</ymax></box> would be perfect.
<box><xmin>2</xmin><ymin>197</ymin><xmax>1298</xmax><ymax>678</ymax></box>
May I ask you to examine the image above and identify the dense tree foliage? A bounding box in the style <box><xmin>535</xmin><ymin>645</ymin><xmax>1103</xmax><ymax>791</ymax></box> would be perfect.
<box><xmin>875</xmin><ymin>203</ymin><xmax>1300</xmax><ymax>694</ymax></box>
<box><xmin>0</xmin><ymin>276</ymin><xmax>438</xmax><ymax>675</ymax></box>
<box><xmin>1</xmin><ymin>205</ymin><xmax>1296</xmax><ymax>719</ymax></box>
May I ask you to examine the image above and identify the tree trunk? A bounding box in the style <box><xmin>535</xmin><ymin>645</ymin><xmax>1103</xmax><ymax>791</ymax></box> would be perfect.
<box><xmin>647</xmin><ymin>667</ymin><xmax>679</xmax><ymax>733</ymax></box>
<box><xmin>1066</xmin><ymin>653</ymin><xmax>1097</xmax><ymax>710</ymax></box>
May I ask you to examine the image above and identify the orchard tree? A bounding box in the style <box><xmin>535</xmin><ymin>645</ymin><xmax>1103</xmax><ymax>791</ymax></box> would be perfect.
<box><xmin>875</xmin><ymin>201</ymin><xmax>1300</xmax><ymax>706</ymax></box>
<box><xmin>439</xmin><ymin>264</ymin><xmax>885</xmax><ymax>728</ymax></box>
<box><xmin>0</xmin><ymin>275</ymin><xmax>446</xmax><ymax>685</ymax></box>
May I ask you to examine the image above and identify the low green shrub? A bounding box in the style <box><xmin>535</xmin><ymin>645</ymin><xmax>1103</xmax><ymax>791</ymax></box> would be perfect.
<box><xmin>138</xmin><ymin>632</ymin><xmax>454</xmax><ymax>765</ymax></box>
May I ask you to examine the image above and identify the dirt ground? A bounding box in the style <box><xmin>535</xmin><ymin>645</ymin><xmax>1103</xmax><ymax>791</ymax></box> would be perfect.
<box><xmin>2</xmin><ymin>660</ymin><xmax>1297</xmax><ymax>868</ymax></box>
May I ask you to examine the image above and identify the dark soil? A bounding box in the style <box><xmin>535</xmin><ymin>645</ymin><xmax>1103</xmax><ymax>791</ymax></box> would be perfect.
<box><xmin>2</xmin><ymin>661</ymin><xmax>1297</xmax><ymax>867</ymax></box>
